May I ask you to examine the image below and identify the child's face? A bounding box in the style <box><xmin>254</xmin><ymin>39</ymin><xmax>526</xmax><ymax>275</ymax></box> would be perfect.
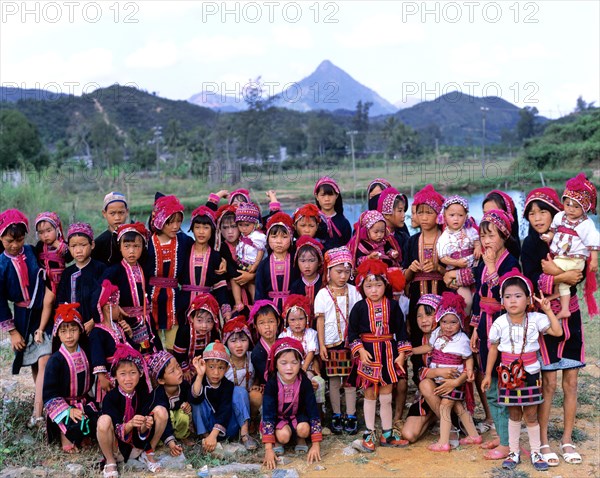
<box><xmin>362</xmin><ymin>275</ymin><xmax>386</xmax><ymax>302</ymax></box>
<box><xmin>444</xmin><ymin>204</ymin><xmax>467</xmax><ymax>231</ymax></box>
<box><xmin>58</xmin><ymin>322</ymin><xmax>80</xmax><ymax>350</ymax></box>
<box><xmin>36</xmin><ymin>221</ymin><xmax>58</xmax><ymax>245</ymax></box>
<box><xmin>480</xmin><ymin>224</ymin><xmax>504</xmax><ymax>254</ymax></box>
<box><xmin>416</xmin><ymin>205</ymin><xmax>437</xmax><ymax>230</ymax></box>
<box><xmin>328</xmin><ymin>264</ymin><xmax>351</xmax><ymax>289</ymax></box>
<box><xmin>221</xmin><ymin>216</ymin><xmax>240</xmax><ymax>244</ymax></box>
<box><xmin>205</xmin><ymin>359</ymin><xmax>228</xmax><ymax>385</ymax></box>
<box><xmin>295</xmin><ymin>217</ymin><xmax>318</xmax><ymax>238</ymax></box>
<box><xmin>230</xmin><ymin>194</ymin><xmax>246</xmax><ymax>207</ymax></box>
<box><xmin>115</xmin><ymin>361</ymin><xmax>141</xmax><ymax>394</ymax></box>
<box><xmin>483</xmin><ymin>200</ymin><xmax>501</xmax><ymax>214</ymax></box>
<box><xmin>102</xmin><ymin>202</ymin><xmax>128</xmax><ymax>231</ymax></box>
<box><xmin>316</xmin><ymin>190</ymin><xmax>337</xmax><ymax>213</ymax></box>
<box><xmin>297</xmin><ymin>250</ymin><xmax>319</xmax><ymax>279</ymax></box>
<box><xmin>564</xmin><ymin>199</ymin><xmax>584</xmax><ymax>221</ymax></box>
<box><xmin>255</xmin><ymin>312</ymin><xmax>278</xmax><ymax>342</ymax></box>
<box><xmin>68</xmin><ymin>235</ymin><xmax>93</xmax><ymax>264</ymax></box>
<box><xmin>237</xmin><ymin>221</ymin><xmax>256</xmax><ymax>237</ymax></box>
<box><xmin>367</xmin><ymin>220</ymin><xmax>386</xmax><ymax>243</ymax></box>
<box><xmin>1</xmin><ymin>233</ymin><xmax>25</xmax><ymax>256</ymax></box>
<box><xmin>287</xmin><ymin>309</ymin><xmax>307</xmax><ymax>335</ymax></box>
<box><xmin>161</xmin><ymin>213</ymin><xmax>183</xmax><ymax>239</ymax></box>
<box><xmin>226</xmin><ymin>332</ymin><xmax>250</xmax><ymax>358</ymax></box>
<box><xmin>385</xmin><ymin>202</ymin><xmax>406</xmax><ymax>229</ymax></box>
<box><xmin>193</xmin><ymin>222</ymin><xmax>212</xmax><ymax>245</ymax></box>
<box><xmin>276</xmin><ymin>350</ymin><xmax>301</xmax><ymax>384</ymax></box>
<box><xmin>159</xmin><ymin>357</ymin><xmax>183</xmax><ymax>386</ymax></box>
<box><xmin>410</xmin><ymin>204</ymin><xmax>420</xmax><ymax>228</ymax></box>
<box><xmin>527</xmin><ymin>203</ymin><xmax>553</xmax><ymax>234</ymax></box>
<box><xmin>416</xmin><ymin>305</ymin><xmax>435</xmax><ymax>334</ymax></box>
<box><xmin>120</xmin><ymin>236</ymin><xmax>143</xmax><ymax>265</ymax></box>
<box><xmin>269</xmin><ymin>230</ymin><xmax>291</xmax><ymax>255</ymax></box>
<box><xmin>502</xmin><ymin>284</ymin><xmax>529</xmax><ymax>316</ymax></box>
<box><xmin>192</xmin><ymin>310</ymin><xmax>214</xmax><ymax>335</ymax></box>
<box><xmin>439</xmin><ymin>314</ymin><xmax>461</xmax><ymax>337</ymax></box>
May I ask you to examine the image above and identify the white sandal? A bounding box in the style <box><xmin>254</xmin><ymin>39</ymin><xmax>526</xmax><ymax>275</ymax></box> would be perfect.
<box><xmin>102</xmin><ymin>463</ymin><xmax>119</xmax><ymax>478</ymax></box>
<box><xmin>560</xmin><ymin>443</ymin><xmax>582</xmax><ymax>464</ymax></box>
<box><xmin>138</xmin><ymin>450</ymin><xmax>162</xmax><ymax>473</ymax></box>
<box><xmin>539</xmin><ymin>444</ymin><xmax>559</xmax><ymax>466</ymax></box>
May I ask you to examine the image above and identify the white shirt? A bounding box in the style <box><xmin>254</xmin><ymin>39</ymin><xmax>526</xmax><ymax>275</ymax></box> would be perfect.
<box><xmin>428</xmin><ymin>327</ymin><xmax>472</xmax><ymax>377</ymax></box>
<box><xmin>236</xmin><ymin>230</ymin><xmax>267</xmax><ymax>265</ymax></box>
<box><xmin>550</xmin><ymin>211</ymin><xmax>600</xmax><ymax>259</ymax></box>
<box><xmin>314</xmin><ymin>284</ymin><xmax>362</xmax><ymax>347</ymax></box>
<box><xmin>437</xmin><ymin>226</ymin><xmax>479</xmax><ymax>269</ymax></box>
<box><xmin>489</xmin><ymin>312</ymin><xmax>551</xmax><ymax>374</ymax></box>
<box><xmin>225</xmin><ymin>351</ymin><xmax>255</xmax><ymax>389</ymax></box>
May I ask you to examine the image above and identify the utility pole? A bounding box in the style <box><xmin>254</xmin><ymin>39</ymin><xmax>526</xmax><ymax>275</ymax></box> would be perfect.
<box><xmin>347</xmin><ymin>130</ymin><xmax>358</xmax><ymax>201</ymax></box>
<box><xmin>480</xmin><ymin>107</ymin><xmax>489</xmax><ymax>178</ymax></box>
<box><xmin>153</xmin><ymin>125</ymin><xmax>162</xmax><ymax>176</ymax></box>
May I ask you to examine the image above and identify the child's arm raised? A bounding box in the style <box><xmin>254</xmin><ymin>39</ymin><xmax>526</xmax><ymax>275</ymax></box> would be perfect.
<box><xmin>191</xmin><ymin>356</ymin><xmax>206</xmax><ymax>397</ymax></box>
<box><xmin>533</xmin><ymin>291</ymin><xmax>564</xmax><ymax>337</ymax></box>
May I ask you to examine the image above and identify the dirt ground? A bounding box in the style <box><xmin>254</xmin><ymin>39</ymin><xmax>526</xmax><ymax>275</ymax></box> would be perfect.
<box><xmin>2</xmin><ymin>357</ymin><xmax>599</xmax><ymax>478</ymax></box>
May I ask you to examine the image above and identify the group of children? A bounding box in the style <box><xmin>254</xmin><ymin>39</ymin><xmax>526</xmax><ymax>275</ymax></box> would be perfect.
<box><xmin>0</xmin><ymin>172</ymin><xmax>598</xmax><ymax>476</ymax></box>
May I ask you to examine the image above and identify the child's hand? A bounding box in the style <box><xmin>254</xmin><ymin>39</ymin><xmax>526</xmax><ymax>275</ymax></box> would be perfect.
<box><xmin>434</xmin><ymin>380</ymin><xmax>457</xmax><ymax>397</ymax></box>
<box><xmin>216</xmin><ymin>258</ymin><xmax>227</xmax><ymax>275</ymax></box>
<box><xmin>69</xmin><ymin>407</ymin><xmax>84</xmax><ymax>423</ymax></box>
<box><xmin>466</xmin><ymin>369</ymin><xmax>475</xmax><ymax>382</ymax></box>
<box><xmin>422</xmin><ymin>260</ymin><xmax>435</xmax><ymax>273</ymax></box>
<box><xmin>473</xmin><ymin>242</ymin><xmax>482</xmax><ymax>260</ymax></box>
<box><xmin>168</xmin><ymin>441</ymin><xmax>183</xmax><ymax>456</ymax></box>
<box><xmin>470</xmin><ymin>329</ymin><xmax>479</xmax><ymax>353</ymax></box>
<box><xmin>98</xmin><ymin>373</ymin><xmax>114</xmax><ymax>392</ymax></box>
<box><xmin>34</xmin><ymin>329</ymin><xmax>44</xmax><ymax>344</ymax></box>
<box><xmin>359</xmin><ymin>348</ymin><xmax>373</xmax><ymax>365</ymax></box>
<box><xmin>437</xmin><ymin>367</ymin><xmax>459</xmax><ymax>380</ymax></box>
<box><xmin>84</xmin><ymin>319</ymin><xmax>95</xmax><ymax>335</ymax></box>
<box><xmin>394</xmin><ymin>353</ymin><xmax>405</xmax><ymax>374</ymax></box>
<box><xmin>320</xmin><ymin>348</ymin><xmax>329</xmax><ymax>362</ymax></box>
<box><xmin>118</xmin><ymin>319</ymin><xmax>133</xmax><ymax>338</ymax></box>
<box><xmin>367</xmin><ymin>251</ymin><xmax>381</xmax><ymax>260</ymax></box>
<box><xmin>129</xmin><ymin>414</ymin><xmax>146</xmax><ymax>428</ymax></box>
<box><xmin>540</xmin><ymin>233</ymin><xmax>551</xmax><ymax>244</ymax></box>
<box><xmin>9</xmin><ymin>330</ymin><xmax>25</xmax><ymax>352</ymax></box>
<box><xmin>456</xmin><ymin>258</ymin><xmax>469</xmax><ymax>269</ymax></box>
<box><xmin>307</xmin><ymin>443</ymin><xmax>321</xmax><ymax>465</ymax></box>
<box><xmin>266</xmin><ymin>190</ymin><xmax>278</xmax><ymax>202</ymax></box>
<box><xmin>590</xmin><ymin>257</ymin><xmax>598</xmax><ymax>273</ymax></box>
<box><xmin>481</xmin><ymin>375</ymin><xmax>491</xmax><ymax>392</ymax></box>
<box><xmin>408</xmin><ymin>260</ymin><xmax>421</xmax><ymax>273</ymax></box>
<box><xmin>216</xmin><ymin>190</ymin><xmax>229</xmax><ymax>199</ymax></box>
<box><xmin>482</xmin><ymin>247</ymin><xmax>496</xmax><ymax>266</ymax></box>
<box><xmin>183</xmin><ymin>369</ymin><xmax>194</xmax><ymax>383</ymax></box>
<box><xmin>311</xmin><ymin>379</ymin><xmax>319</xmax><ymax>391</ymax></box>
<box><xmin>202</xmin><ymin>435</ymin><xmax>217</xmax><ymax>453</ymax></box>
<box><xmin>192</xmin><ymin>356</ymin><xmax>206</xmax><ymax>377</ymax></box>
<box><xmin>389</xmin><ymin>249</ymin><xmax>399</xmax><ymax>259</ymax></box>
<box><xmin>180</xmin><ymin>402</ymin><xmax>192</xmax><ymax>414</ymax></box>
<box><xmin>533</xmin><ymin>291</ymin><xmax>552</xmax><ymax>313</ymax></box>
<box><xmin>264</xmin><ymin>448</ymin><xmax>277</xmax><ymax>469</ymax></box>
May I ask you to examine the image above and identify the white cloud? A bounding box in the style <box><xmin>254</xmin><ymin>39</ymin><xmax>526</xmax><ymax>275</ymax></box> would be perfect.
<box><xmin>334</xmin><ymin>14</ymin><xmax>426</xmax><ymax>48</ymax></box>
<box><xmin>448</xmin><ymin>42</ymin><xmax>501</xmax><ymax>79</ymax></box>
<box><xmin>271</xmin><ymin>25</ymin><xmax>314</xmax><ymax>49</ymax></box>
<box><xmin>185</xmin><ymin>35</ymin><xmax>266</xmax><ymax>63</ymax></box>
<box><xmin>125</xmin><ymin>41</ymin><xmax>180</xmax><ymax>69</ymax></box>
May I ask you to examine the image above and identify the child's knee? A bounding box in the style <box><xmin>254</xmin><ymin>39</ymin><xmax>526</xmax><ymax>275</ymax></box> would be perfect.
<box><xmin>249</xmin><ymin>390</ymin><xmax>263</xmax><ymax>409</ymax></box>
<box><xmin>275</xmin><ymin>427</ymin><xmax>292</xmax><ymax>444</ymax></box>
<box><xmin>152</xmin><ymin>405</ymin><xmax>168</xmax><ymax>423</ymax></box>
<box><xmin>296</xmin><ymin>422</ymin><xmax>310</xmax><ymax>438</ymax></box>
<box><xmin>97</xmin><ymin>415</ymin><xmax>114</xmax><ymax>434</ymax></box>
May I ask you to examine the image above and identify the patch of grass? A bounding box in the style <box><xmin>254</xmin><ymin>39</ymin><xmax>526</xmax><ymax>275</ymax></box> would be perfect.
<box><xmin>488</xmin><ymin>467</ymin><xmax>530</xmax><ymax>478</ymax></box>
<box><xmin>546</xmin><ymin>423</ymin><xmax>589</xmax><ymax>443</ymax></box>
<box><xmin>352</xmin><ymin>455</ymin><xmax>370</xmax><ymax>465</ymax></box>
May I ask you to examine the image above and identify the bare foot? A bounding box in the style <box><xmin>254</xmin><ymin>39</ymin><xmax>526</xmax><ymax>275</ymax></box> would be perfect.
<box><xmin>481</xmin><ymin>437</ymin><xmax>500</xmax><ymax>449</ymax></box>
<box><xmin>555</xmin><ymin>308</ymin><xmax>571</xmax><ymax>320</ymax></box>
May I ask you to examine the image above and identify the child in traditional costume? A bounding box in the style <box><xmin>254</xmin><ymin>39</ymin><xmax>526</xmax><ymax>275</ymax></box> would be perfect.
<box><xmin>290</xmin><ymin>236</ymin><xmax>323</xmax><ymax>309</ymax></box>
<box><xmin>0</xmin><ymin>209</ymin><xmax>50</xmax><ymax>428</ymax></box>
<box><xmin>482</xmin><ymin>190</ymin><xmax>521</xmax><ymax>259</ymax></box>
<box><xmin>232</xmin><ymin>202</ymin><xmax>266</xmax><ymax>309</ymax></box>
<box><xmin>348</xmin><ymin>210</ymin><xmax>402</xmax><ymax>268</ymax></box>
<box><xmin>146</xmin><ymin>193</ymin><xmax>194</xmax><ymax>350</ymax></box>
<box><xmin>315</xmin><ymin>246</ymin><xmax>362</xmax><ymax>434</ymax></box>
<box><xmin>97</xmin><ymin>344</ymin><xmax>169</xmax><ymax>476</ymax></box>
<box><xmin>261</xmin><ymin>338</ymin><xmax>322</xmax><ymax>469</ymax></box>
<box><xmin>179</xmin><ymin>206</ymin><xmax>229</xmax><ymax>320</ymax></box>
<box><xmin>93</xmin><ymin>192</ymin><xmax>129</xmax><ymax>266</ymax></box>
<box><xmin>377</xmin><ymin>187</ymin><xmax>410</xmax><ymax>264</ymax></box>
<box><xmin>173</xmin><ymin>293</ymin><xmax>221</xmax><ymax>382</ymax></box>
<box><xmin>57</xmin><ymin>223</ymin><xmax>106</xmax><ymax>333</ymax></box>
<box><xmin>190</xmin><ymin>341</ymin><xmax>252</xmax><ymax>452</ymax></box>
<box><xmin>292</xmin><ymin>204</ymin><xmax>322</xmax><ymax>240</ymax></box>
<box><xmin>541</xmin><ymin>173</ymin><xmax>598</xmax><ymax>319</ymax></box>
<box><xmin>43</xmin><ymin>303</ymin><xmax>99</xmax><ymax>453</ymax></box>
<box><xmin>436</xmin><ymin>195</ymin><xmax>482</xmax><ymax>315</ymax></box>
<box><xmin>483</xmin><ymin>270</ymin><xmax>563</xmax><ymax>471</ymax></box>
<box><xmin>313</xmin><ymin>177</ymin><xmax>352</xmax><ymax>251</ymax></box>
<box><xmin>348</xmin><ymin>259</ymin><xmax>409</xmax><ymax>451</ymax></box>
<box><xmin>102</xmin><ymin>223</ymin><xmax>161</xmax><ymax>356</ymax></box>
<box><xmin>255</xmin><ymin>213</ymin><xmax>297</xmax><ymax>310</ymax></box>
<box><xmin>35</xmin><ymin>211</ymin><xmax>70</xmax><ymax>295</ymax></box>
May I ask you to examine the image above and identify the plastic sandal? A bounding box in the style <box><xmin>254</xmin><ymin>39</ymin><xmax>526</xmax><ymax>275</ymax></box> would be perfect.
<box><xmin>294</xmin><ymin>444</ymin><xmax>309</xmax><ymax>453</ymax></box>
<box><xmin>62</xmin><ymin>444</ymin><xmax>78</xmax><ymax>454</ymax></box>
<box><xmin>560</xmin><ymin>443</ymin><xmax>582</xmax><ymax>464</ymax></box>
<box><xmin>459</xmin><ymin>435</ymin><xmax>483</xmax><ymax>446</ymax></box>
<box><xmin>272</xmin><ymin>443</ymin><xmax>285</xmax><ymax>455</ymax></box>
<box><xmin>484</xmin><ymin>448</ymin><xmax>509</xmax><ymax>460</ymax></box>
<box><xmin>502</xmin><ymin>452</ymin><xmax>520</xmax><ymax>470</ymax></box>
<box><xmin>531</xmin><ymin>451</ymin><xmax>549</xmax><ymax>471</ymax></box>
<box><xmin>427</xmin><ymin>442</ymin><xmax>451</xmax><ymax>452</ymax></box>
<box><xmin>241</xmin><ymin>434</ymin><xmax>258</xmax><ymax>451</ymax></box>
<box><xmin>539</xmin><ymin>444</ymin><xmax>559</xmax><ymax>467</ymax></box>
<box><xmin>102</xmin><ymin>463</ymin><xmax>119</xmax><ymax>478</ymax></box>
<box><xmin>475</xmin><ymin>421</ymin><xmax>495</xmax><ymax>434</ymax></box>
<box><xmin>138</xmin><ymin>450</ymin><xmax>161</xmax><ymax>473</ymax></box>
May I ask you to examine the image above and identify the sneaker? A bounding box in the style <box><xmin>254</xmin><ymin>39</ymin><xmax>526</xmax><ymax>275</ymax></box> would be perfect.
<box><xmin>331</xmin><ymin>414</ymin><xmax>343</xmax><ymax>434</ymax></box>
<box><xmin>531</xmin><ymin>451</ymin><xmax>549</xmax><ymax>472</ymax></box>
<box><xmin>380</xmin><ymin>430</ymin><xmax>409</xmax><ymax>448</ymax></box>
<box><xmin>344</xmin><ymin>415</ymin><xmax>358</xmax><ymax>435</ymax></box>
<box><xmin>360</xmin><ymin>430</ymin><xmax>377</xmax><ymax>453</ymax></box>
<box><xmin>502</xmin><ymin>452</ymin><xmax>520</xmax><ymax>470</ymax></box>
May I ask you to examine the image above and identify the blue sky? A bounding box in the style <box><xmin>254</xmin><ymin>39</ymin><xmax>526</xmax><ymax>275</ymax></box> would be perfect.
<box><xmin>2</xmin><ymin>1</ymin><xmax>598</xmax><ymax>118</ymax></box>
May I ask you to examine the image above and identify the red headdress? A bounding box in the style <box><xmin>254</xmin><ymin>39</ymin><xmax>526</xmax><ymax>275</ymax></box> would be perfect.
<box><xmin>151</xmin><ymin>194</ymin><xmax>184</xmax><ymax>231</ymax></box>
<box><xmin>524</xmin><ymin>187</ymin><xmax>563</xmax><ymax>216</ymax></box>
<box><xmin>190</xmin><ymin>206</ymin><xmax>216</xmax><ymax>229</ymax></box>
<box><xmin>97</xmin><ymin>279</ymin><xmax>121</xmax><ymax>321</ymax></box>
<box><xmin>480</xmin><ymin>209</ymin><xmax>513</xmax><ymax>238</ymax></box>
<box><xmin>282</xmin><ymin>294</ymin><xmax>312</xmax><ymax>326</ymax></box>
<box><xmin>499</xmin><ymin>268</ymin><xmax>534</xmax><ymax>305</ymax></box>
<box><xmin>229</xmin><ymin>188</ymin><xmax>251</xmax><ymax>205</ymax></box>
<box><xmin>413</xmin><ymin>184</ymin><xmax>445</xmax><ymax>215</ymax></box>
<box><xmin>377</xmin><ymin>187</ymin><xmax>402</xmax><ymax>216</ymax></box>
<box><xmin>563</xmin><ymin>173</ymin><xmax>597</xmax><ymax>214</ymax></box>
<box><xmin>52</xmin><ymin>302</ymin><xmax>84</xmax><ymax>336</ymax></box>
<box><xmin>34</xmin><ymin>211</ymin><xmax>64</xmax><ymax>239</ymax></box>
<box><xmin>267</xmin><ymin>337</ymin><xmax>305</xmax><ymax>374</ymax></box>
<box><xmin>293</xmin><ymin>204</ymin><xmax>322</xmax><ymax>224</ymax></box>
<box><xmin>248</xmin><ymin>299</ymin><xmax>281</xmax><ymax>327</ymax></box>
<box><xmin>435</xmin><ymin>292</ymin><xmax>467</xmax><ymax>325</ymax></box>
<box><xmin>266</xmin><ymin>212</ymin><xmax>294</xmax><ymax>236</ymax></box>
<box><xmin>368</xmin><ymin>178</ymin><xmax>392</xmax><ymax>193</ymax></box>
<box><xmin>116</xmin><ymin>222</ymin><xmax>149</xmax><ymax>243</ymax></box>
<box><xmin>295</xmin><ymin>235</ymin><xmax>324</xmax><ymax>264</ymax></box>
<box><xmin>215</xmin><ymin>204</ymin><xmax>237</xmax><ymax>250</ymax></box>
<box><xmin>487</xmin><ymin>190</ymin><xmax>517</xmax><ymax>217</ymax></box>
<box><xmin>110</xmin><ymin>343</ymin><xmax>152</xmax><ymax>391</ymax></box>
<box><xmin>223</xmin><ymin>316</ymin><xmax>253</xmax><ymax>345</ymax></box>
<box><xmin>0</xmin><ymin>209</ymin><xmax>29</xmax><ymax>236</ymax></box>
<box><xmin>355</xmin><ymin>259</ymin><xmax>406</xmax><ymax>293</ymax></box>
<box><xmin>186</xmin><ymin>293</ymin><xmax>220</xmax><ymax>329</ymax></box>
